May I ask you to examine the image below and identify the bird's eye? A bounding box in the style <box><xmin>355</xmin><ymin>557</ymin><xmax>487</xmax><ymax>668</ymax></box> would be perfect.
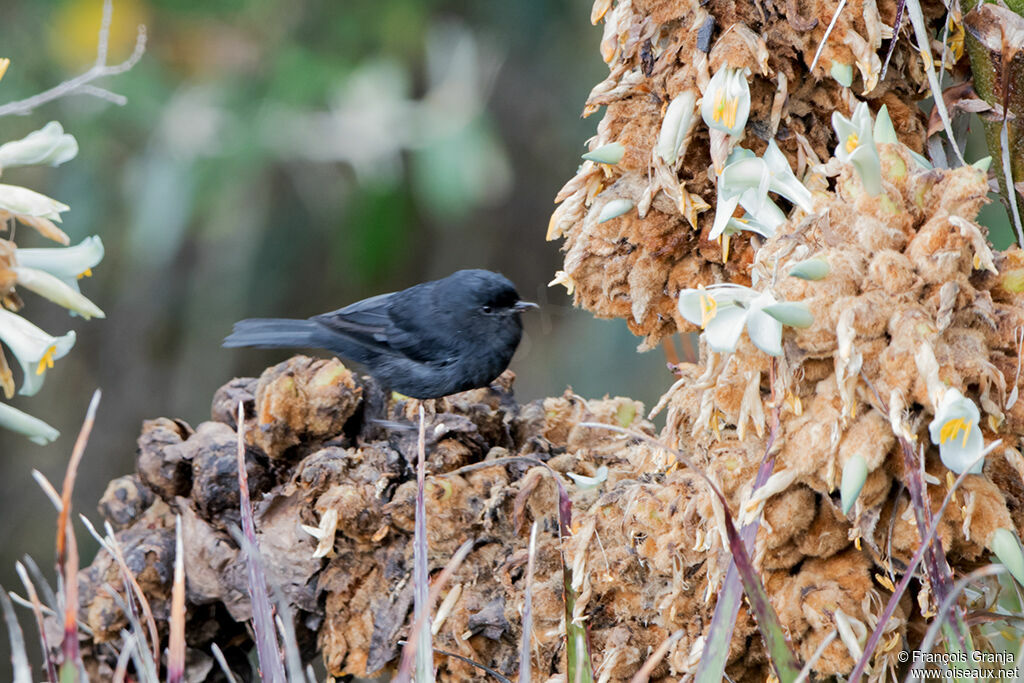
<box><xmin>481</xmin><ymin>305</ymin><xmax>493</xmax><ymax>314</ymax></box>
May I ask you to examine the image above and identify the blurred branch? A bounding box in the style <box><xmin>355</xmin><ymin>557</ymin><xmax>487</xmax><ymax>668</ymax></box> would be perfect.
<box><xmin>0</xmin><ymin>0</ymin><xmax>146</xmax><ymax>117</ymax></box>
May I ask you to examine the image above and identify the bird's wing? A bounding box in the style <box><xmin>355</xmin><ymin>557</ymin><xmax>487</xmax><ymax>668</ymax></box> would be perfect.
<box><xmin>312</xmin><ymin>290</ymin><xmax>443</xmax><ymax>363</ymax></box>
<box><xmin>312</xmin><ymin>292</ymin><xmax>393</xmax><ymax>341</ymax></box>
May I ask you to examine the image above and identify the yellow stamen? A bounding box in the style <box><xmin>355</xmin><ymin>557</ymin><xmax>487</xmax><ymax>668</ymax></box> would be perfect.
<box><xmin>939</xmin><ymin>417</ymin><xmax>973</xmax><ymax>445</ymax></box>
<box><xmin>77</xmin><ymin>268</ymin><xmax>93</xmax><ymax>279</ymax></box>
<box><xmin>698</xmin><ymin>285</ymin><xmax>717</xmax><ymax>328</ymax></box>
<box><xmin>724</xmin><ymin>96</ymin><xmax>739</xmax><ymax>130</ymax></box>
<box><xmin>712</xmin><ymin>90</ymin><xmax>726</xmax><ymax>123</ymax></box>
<box><xmin>35</xmin><ymin>345</ymin><xmax>56</xmax><ymax>375</ymax></box>
<box><xmin>0</xmin><ymin>58</ymin><xmax>9</xmax><ymax>83</ymax></box>
<box><xmin>721</xmin><ymin>233</ymin><xmax>731</xmax><ymax>263</ymax></box>
<box><xmin>845</xmin><ymin>133</ymin><xmax>859</xmax><ymax>154</ymax></box>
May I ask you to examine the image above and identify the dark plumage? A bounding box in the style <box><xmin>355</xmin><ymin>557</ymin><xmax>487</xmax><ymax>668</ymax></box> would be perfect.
<box><xmin>223</xmin><ymin>269</ymin><xmax>536</xmax><ymax>398</ymax></box>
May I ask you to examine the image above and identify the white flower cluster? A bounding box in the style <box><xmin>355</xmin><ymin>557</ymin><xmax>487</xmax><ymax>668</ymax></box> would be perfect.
<box><xmin>0</xmin><ymin>120</ymin><xmax>105</xmax><ymax>445</ymax></box>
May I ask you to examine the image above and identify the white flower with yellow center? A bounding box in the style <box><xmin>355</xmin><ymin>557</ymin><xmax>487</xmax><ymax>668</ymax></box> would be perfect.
<box><xmin>0</xmin><ymin>401</ymin><xmax>59</xmax><ymax>445</ymax></box>
<box><xmin>0</xmin><ymin>310</ymin><xmax>75</xmax><ymax>397</ymax></box>
<box><xmin>701</xmin><ymin>66</ymin><xmax>751</xmax><ymax>137</ymax></box>
<box><xmin>678</xmin><ymin>284</ymin><xmax>812</xmax><ymax>356</ymax></box>
<box><xmin>832</xmin><ymin>102</ymin><xmax>882</xmax><ymax>196</ymax></box>
<box><xmin>927</xmin><ymin>388</ymin><xmax>984</xmax><ymax>474</ymax></box>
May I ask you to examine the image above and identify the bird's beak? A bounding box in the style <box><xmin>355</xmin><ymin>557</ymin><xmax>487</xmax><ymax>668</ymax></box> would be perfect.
<box><xmin>513</xmin><ymin>300</ymin><xmax>539</xmax><ymax>312</ymax></box>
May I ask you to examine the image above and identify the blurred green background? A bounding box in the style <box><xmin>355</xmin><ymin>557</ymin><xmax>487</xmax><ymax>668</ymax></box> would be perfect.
<box><xmin>0</xmin><ymin>0</ymin><xmax>675</xmax><ymax>617</ymax></box>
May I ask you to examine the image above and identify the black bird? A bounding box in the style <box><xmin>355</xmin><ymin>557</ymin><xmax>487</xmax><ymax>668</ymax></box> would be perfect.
<box><xmin>223</xmin><ymin>269</ymin><xmax>537</xmax><ymax>399</ymax></box>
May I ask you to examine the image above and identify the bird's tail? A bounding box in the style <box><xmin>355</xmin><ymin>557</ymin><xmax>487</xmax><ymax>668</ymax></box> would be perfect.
<box><xmin>223</xmin><ymin>318</ymin><xmax>324</xmax><ymax>349</ymax></box>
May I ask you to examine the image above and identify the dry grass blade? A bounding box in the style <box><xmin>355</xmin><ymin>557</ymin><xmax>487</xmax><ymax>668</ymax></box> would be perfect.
<box><xmin>905</xmin><ymin>0</ymin><xmax>965</xmax><ymax>165</ymax></box>
<box><xmin>59</xmin><ymin>516</ymin><xmax>82</xmax><ymax>682</ymax></box>
<box><xmin>53</xmin><ymin>390</ymin><xmax>100</xmax><ymax>683</ymax></box>
<box><xmin>75</xmin><ymin>515</ymin><xmax>160</xmax><ymax>665</ymax></box>
<box><xmin>396</xmin><ymin>538</ymin><xmax>476</xmax><ymax>682</ymax></box>
<box><xmin>414</xmin><ymin>402</ymin><xmax>432</xmax><ymax>683</ymax></box>
<box><xmin>99</xmin><ymin>586</ymin><xmax>157</xmax><ymax>680</ymax></box>
<box><xmin>393</xmin><ymin>403</ymin><xmax>432</xmax><ymax>683</ymax></box>
<box><xmin>793</xmin><ymin>630</ymin><xmax>837</xmax><ymax>683</ymax></box>
<box><xmin>272</xmin><ymin>592</ymin><xmax>306</xmax><ymax>681</ymax></box>
<box><xmin>897</xmin><ymin>438</ymin><xmax>970</xmax><ymax>654</ymax></box>
<box><xmin>210</xmin><ymin>643</ymin><xmax>239</xmax><ymax>683</ymax></box>
<box><xmin>629</xmin><ymin>629</ymin><xmax>684</xmax><ymax>683</ymax></box>
<box><xmin>0</xmin><ymin>585</ymin><xmax>31</xmax><ymax>683</ymax></box>
<box><xmin>14</xmin><ymin>560</ymin><xmax>57</xmax><ymax>682</ymax></box>
<box><xmin>167</xmin><ymin>515</ymin><xmax>186</xmax><ymax>683</ymax></box>
<box><xmin>56</xmin><ymin>390</ymin><xmax>100</xmax><ymax>568</ymax></box>
<box><xmin>520</xmin><ymin>521</ymin><xmax>539</xmax><ymax>683</ymax></box>
<box><xmin>102</xmin><ymin>521</ymin><xmax>159</xmax><ymax>664</ymax></box>
<box><xmin>880</xmin><ymin>0</ymin><xmax>907</xmax><ymax>78</ymax></box>
<box><xmin>111</xmin><ymin>631</ymin><xmax>135</xmax><ymax>683</ymax></box>
<box><xmin>32</xmin><ymin>470</ymin><xmax>63</xmax><ymax>512</ymax></box>
<box><xmin>809</xmin><ymin>0</ymin><xmax>847</xmax><ymax>71</ymax></box>
<box><xmin>234</xmin><ymin>401</ymin><xmax>286</xmax><ymax>683</ymax></box>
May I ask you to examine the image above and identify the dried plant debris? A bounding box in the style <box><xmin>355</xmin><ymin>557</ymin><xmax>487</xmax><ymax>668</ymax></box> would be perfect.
<box><xmin>76</xmin><ymin>360</ymin><xmax>672</xmax><ymax>680</ymax></box>
<box><xmin>550</xmin><ymin>0</ymin><xmax>950</xmax><ymax>346</ymax></box>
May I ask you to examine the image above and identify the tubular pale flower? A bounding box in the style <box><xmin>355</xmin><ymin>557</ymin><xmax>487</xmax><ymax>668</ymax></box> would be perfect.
<box><xmin>873</xmin><ymin>104</ymin><xmax>932</xmax><ymax>169</ymax></box>
<box><xmin>567</xmin><ymin>464</ymin><xmax>609</xmax><ymax>490</ymax></box>
<box><xmin>596</xmin><ymin>198</ymin><xmax>634</xmax><ymax>223</ymax></box>
<box><xmin>581</xmin><ymin>142</ymin><xmax>624</xmax><ymax>164</ymax></box>
<box><xmin>710</xmin><ymin>143</ymin><xmax>814</xmax><ymax>241</ymax></box>
<box><xmin>657</xmin><ymin>91</ymin><xmax>697</xmax><ymax>165</ymax></box>
<box><xmin>0</xmin><ymin>122</ymin><xmax>78</xmax><ymax>169</ymax></box>
<box><xmin>15</xmin><ymin>236</ymin><xmax>104</xmax><ymax>293</ymax></box>
<box><xmin>11</xmin><ymin>267</ymin><xmax>105</xmax><ymax>319</ymax></box>
<box><xmin>762</xmin><ymin>140</ymin><xmax>814</xmax><ymax>212</ymax></box>
<box><xmin>830</xmin><ymin>62</ymin><xmax>854</xmax><ymax>87</ymax></box>
<box><xmin>0</xmin><ymin>309</ymin><xmax>75</xmax><ymax>397</ymax></box>
<box><xmin>927</xmin><ymin>388</ymin><xmax>985</xmax><ymax>474</ymax></box>
<box><xmin>0</xmin><ymin>184</ymin><xmax>69</xmax><ymax>222</ymax></box>
<box><xmin>0</xmin><ymin>401</ymin><xmax>59</xmax><ymax>445</ymax></box>
<box><xmin>840</xmin><ymin>453</ymin><xmax>868</xmax><ymax>514</ymax></box>
<box><xmin>788</xmin><ymin>257</ymin><xmax>830</xmax><ymax>280</ymax></box>
<box><xmin>678</xmin><ymin>284</ymin><xmax>812</xmax><ymax>356</ymax></box>
<box><xmin>701</xmin><ymin>66</ymin><xmax>751</xmax><ymax>137</ymax></box>
<box><xmin>832</xmin><ymin>102</ymin><xmax>882</xmax><ymax>195</ymax></box>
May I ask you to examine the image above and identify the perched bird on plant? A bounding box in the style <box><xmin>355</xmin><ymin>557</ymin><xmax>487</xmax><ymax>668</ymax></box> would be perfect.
<box><xmin>224</xmin><ymin>269</ymin><xmax>537</xmax><ymax>399</ymax></box>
